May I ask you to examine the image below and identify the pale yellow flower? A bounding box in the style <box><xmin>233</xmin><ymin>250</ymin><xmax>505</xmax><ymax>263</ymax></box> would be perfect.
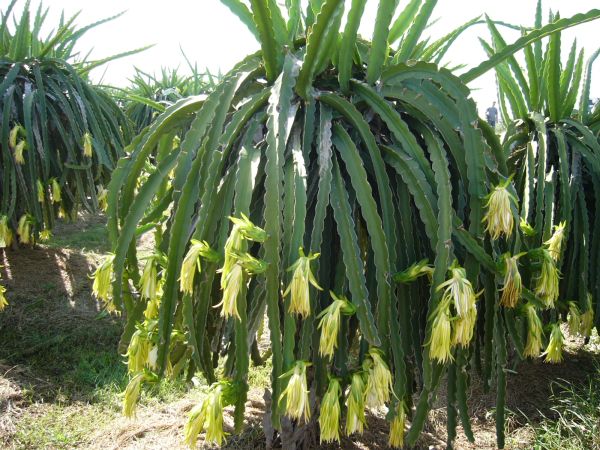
<box><xmin>184</xmin><ymin>383</ymin><xmax>230</xmax><ymax>448</ymax></box>
<box><xmin>122</xmin><ymin>372</ymin><xmax>146</xmax><ymax>418</ymax></box>
<box><xmin>17</xmin><ymin>214</ymin><xmax>33</xmax><ymax>244</ymax></box>
<box><xmin>140</xmin><ymin>254</ymin><xmax>161</xmax><ymax>302</ymax></box>
<box><xmin>216</xmin><ymin>262</ymin><xmax>244</xmax><ymax>320</ymax></box>
<box><xmin>51</xmin><ymin>178</ymin><xmax>61</xmax><ymax>203</ymax></box>
<box><xmin>438</xmin><ymin>265</ymin><xmax>476</xmax><ymax>318</ymax></box>
<box><xmin>544</xmin><ymin>221</ymin><xmax>566</xmax><ymax>261</ymax></box>
<box><xmin>37</xmin><ymin>179</ymin><xmax>44</xmax><ymax>203</ymax></box>
<box><xmin>9</xmin><ymin>124</ymin><xmax>22</xmax><ymax>148</ymax></box>
<box><xmin>535</xmin><ymin>250</ymin><xmax>560</xmax><ymax>309</ymax></box>
<box><xmin>428</xmin><ymin>298</ymin><xmax>453</xmax><ymax>363</ymax></box>
<box><xmin>524</xmin><ymin>303</ymin><xmax>544</xmax><ymax>358</ymax></box>
<box><xmin>345</xmin><ymin>372</ymin><xmax>367</xmax><ymax>435</ymax></box>
<box><xmin>279</xmin><ymin>361</ymin><xmax>311</xmax><ymax>422</ymax></box>
<box><xmin>364</xmin><ymin>349</ymin><xmax>393</xmax><ymax>409</ymax></box>
<box><xmin>126</xmin><ymin>328</ymin><xmax>151</xmax><ymax>374</ymax></box>
<box><xmin>0</xmin><ymin>284</ymin><xmax>8</xmax><ymax>311</ymax></box>
<box><xmin>14</xmin><ymin>140</ymin><xmax>26</xmax><ymax>164</ymax></box>
<box><xmin>91</xmin><ymin>254</ymin><xmax>115</xmax><ymax>303</ymax></box>
<box><xmin>97</xmin><ymin>185</ymin><xmax>108</xmax><ymax>211</ymax></box>
<box><xmin>317</xmin><ymin>292</ymin><xmax>355</xmax><ymax>358</ymax></box>
<box><xmin>319</xmin><ymin>378</ymin><xmax>342</xmax><ymax>443</ymax></box>
<box><xmin>543</xmin><ymin>323</ymin><xmax>564</xmax><ymax>364</ymax></box>
<box><xmin>179</xmin><ymin>240</ymin><xmax>218</xmax><ymax>294</ymax></box>
<box><xmin>501</xmin><ymin>254</ymin><xmax>523</xmax><ymax>308</ymax></box>
<box><xmin>39</xmin><ymin>230</ymin><xmax>52</xmax><ymax>241</ymax></box>
<box><xmin>284</xmin><ymin>248</ymin><xmax>322</xmax><ymax>318</ymax></box>
<box><xmin>452</xmin><ymin>304</ymin><xmax>477</xmax><ymax>347</ymax></box>
<box><xmin>83</xmin><ymin>132</ymin><xmax>93</xmax><ymax>158</ymax></box>
<box><xmin>483</xmin><ymin>182</ymin><xmax>516</xmax><ymax>240</ymax></box>
<box><xmin>0</xmin><ymin>216</ymin><xmax>13</xmax><ymax>248</ymax></box>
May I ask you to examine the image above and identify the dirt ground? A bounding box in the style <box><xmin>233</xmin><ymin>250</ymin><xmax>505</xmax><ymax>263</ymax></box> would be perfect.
<box><xmin>1</xmin><ymin>214</ymin><xmax>599</xmax><ymax>449</ymax></box>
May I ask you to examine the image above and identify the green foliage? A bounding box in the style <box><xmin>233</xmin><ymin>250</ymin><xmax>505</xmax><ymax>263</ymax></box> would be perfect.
<box><xmin>102</xmin><ymin>1</ymin><xmax>600</xmax><ymax>448</ymax></box>
<box><xmin>0</xmin><ymin>0</ymin><xmax>141</xmax><ymax>244</ymax></box>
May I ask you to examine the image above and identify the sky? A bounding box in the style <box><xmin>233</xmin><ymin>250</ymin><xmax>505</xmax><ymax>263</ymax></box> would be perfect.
<box><xmin>6</xmin><ymin>0</ymin><xmax>600</xmax><ymax>115</ymax></box>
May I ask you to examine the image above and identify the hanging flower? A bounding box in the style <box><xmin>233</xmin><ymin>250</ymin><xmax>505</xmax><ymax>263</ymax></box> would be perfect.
<box><xmin>184</xmin><ymin>382</ymin><xmax>234</xmax><ymax>448</ymax></box>
<box><xmin>0</xmin><ymin>284</ymin><xmax>8</xmax><ymax>311</ymax></box>
<box><xmin>428</xmin><ymin>297</ymin><xmax>453</xmax><ymax>363</ymax></box>
<box><xmin>535</xmin><ymin>249</ymin><xmax>560</xmax><ymax>309</ymax></box>
<box><xmin>37</xmin><ymin>179</ymin><xmax>45</xmax><ymax>203</ymax></box>
<box><xmin>483</xmin><ymin>180</ymin><xmax>517</xmax><ymax>240</ymax></box>
<box><xmin>9</xmin><ymin>124</ymin><xmax>22</xmax><ymax>148</ymax></box>
<box><xmin>140</xmin><ymin>254</ymin><xmax>161</xmax><ymax>302</ymax></box>
<box><xmin>543</xmin><ymin>323</ymin><xmax>564</xmax><ymax>364</ymax></box>
<box><xmin>438</xmin><ymin>265</ymin><xmax>477</xmax><ymax>318</ymax></box>
<box><xmin>229</xmin><ymin>213</ymin><xmax>267</xmax><ymax>242</ymax></box>
<box><xmin>567</xmin><ymin>301</ymin><xmax>581</xmax><ymax>336</ymax></box>
<box><xmin>83</xmin><ymin>132</ymin><xmax>93</xmax><ymax>158</ymax></box>
<box><xmin>51</xmin><ymin>178</ymin><xmax>62</xmax><ymax>203</ymax></box>
<box><xmin>345</xmin><ymin>372</ymin><xmax>367</xmax><ymax>435</ymax></box>
<box><xmin>39</xmin><ymin>230</ymin><xmax>52</xmax><ymax>241</ymax></box>
<box><xmin>319</xmin><ymin>377</ymin><xmax>342</xmax><ymax>443</ymax></box>
<box><xmin>14</xmin><ymin>140</ymin><xmax>26</xmax><ymax>164</ymax></box>
<box><xmin>364</xmin><ymin>348</ymin><xmax>393</xmax><ymax>409</ymax></box>
<box><xmin>0</xmin><ymin>216</ymin><xmax>13</xmax><ymax>248</ymax></box>
<box><xmin>544</xmin><ymin>221</ymin><xmax>566</xmax><ymax>261</ymax></box>
<box><xmin>122</xmin><ymin>372</ymin><xmax>146</xmax><ymax>418</ymax></box>
<box><xmin>126</xmin><ymin>326</ymin><xmax>151</xmax><ymax>374</ymax></box>
<box><xmin>216</xmin><ymin>262</ymin><xmax>244</xmax><ymax>320</ymax></box>
<box><xmin>284</xmin><ymin>248</ymin><xmax>322</xmax><ymax>318</ymax></box>
<box><xmin>501</xmin><ymin>254</ymin><xmax>524</xmax><ymax>308</ymax></box>
<box><xmin>388</xmin><ymin>401</ymin><xmax>407</xmax><ymax>449</ymax></box>
<box><xmin>179</xmin><ymin>240</ymin><xmax>219</xmax><ymax>294</ymax></box>
<box><xmin>452</xmin><ymin>304</ymin><xmax>477</xmax><ymax>347</ymax></box>
<box><xmin>17</xmin><ymin>214</ymin><xmax>33</xmax><ymax>244</ymax></box>
<box><xmin>279</xmin><ymin>361</ymin><xmax>311</xmax><ymax>422</ymax></box>
<box><xmin>524</xmin><ymin>303</ymin><xmax>544</xmax><ymax>358</ymax></box>
<box><xmin>97</xmin><ymin>185</ymin><xmax>108</xmax><ymax>211</ymax></box>
<box><xmin>317</xmin><ymin>292</ymin><xmax>356</xmax><ymax>358</ymax></box>
<box><xmin>91</xmin><ymin>254</ymin><xmax>115</xmax><ymax>304</ymax></box>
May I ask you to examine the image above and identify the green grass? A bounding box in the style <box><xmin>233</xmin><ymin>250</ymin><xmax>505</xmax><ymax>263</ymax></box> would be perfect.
<box><xmin>44</xmin><ymin>217</ymin><xmax>110</xmax><ymax>253</ymax></box>
<box><xmin>530</xmin><ymin>364</ymin><xmax>600</xmax><ymax>450</ymax></box>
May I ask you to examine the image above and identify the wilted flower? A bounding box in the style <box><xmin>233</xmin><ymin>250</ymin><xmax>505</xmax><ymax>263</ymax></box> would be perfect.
<box><xmin>217</xmin><ymin>263</ymin><xmax>244</xmax><ymax>320</ymax></box>
<box><xmin>0</xmin><ymin>216</ymin><xmax>13</xmax><ymax>248</ymax></box>
<box><xmin>535</xmin><ymin>249</ymin><xmax>560</xmax><ymax>309</ymax></box>
<box><xmin>524</xmin><ymin>303</ymin><xmax>544</xmax><ymax>358</ymax></box>
<box><xmin>92</xmin><ymin>254</ymin><xmax>115</xmax><ymax>303</ymax></box>
<box><xmin>140</xmin><ymin>254</ymin><xmax>161</xmax><ymax>302</ymax></box>
<box><xmin>97</xmin><ymin>185</ymin><xmax>108</xmax><ymax>211</ymax></box>
<box><xmin>438</xmin><ymin>265</ymin><xmax>476</xmax><ymax>318</ymax></box>
<box><xmin>9</xmin><ymin>124</ymin><xmax>22</xmax><ymax>148</ymax></box>
<box><xmin>345</xmin><ymin>372</ymin><xmax>367</xmax><ymax>435</ymax></box>
<box><xmin>567</xmin><ymin>301</ymin><xmax>581</xmax><ymax>335</ymax></box>
<box><xmin>51</xmin><ymin>178</ymin><xmax>61</xmax><ymax>203</ymax></box>
<box><xmin>501</xmin><ymin>254</ymin><xmax>524</xmax><ymax>308</ymax></box>
<box><xmin>388</xmin><ymin>401</ymin><xmax>407</xmax><ymax>449</ymax></box>
<box><xmin>452</xmin><ymin>304</ymin><xmax>477</xmax><ymax>347</ymax></box>
<box><xmin>319</xmin><ymin>378</ymin><xmax>342</xmax><ymax>443</ymax></box>
<box><xmin>483</xmin><ymin>181</ymin><xmax>516</xmax><ymax>240</ymax></box>
<box><xmin>83</xmin><ymin>132</ymin><xmax>93</xmax><ymax>158</ymax></box>
<box><xmin>364</xmin><ymin>348</ymin><xmax>393</xmax><ymax>409</ymax></box>
<box><xmin>37</xmin><ymin>179</ymin><xmax>44</xmax><ymax>203</ymax></box>
<box><xmin>428</xmin><ymin>298</ymin><xmax>453</xmax><ymax>363</ymax></box>
<box><xmin>581</xmin><ymin>294</ymin><xmax>594</xmax><ymax>338</ymax></box>
<box><xmin>184</xmin><ymin>382</ymin><xmax>231</xmax><ymax>448</ymax></box>
<box><xmin>284</xmin><ymin>248</ymin><xmax>322</xmax><ymax>318</ymax></box>
<box><xmin>393</xmin><ymin>258</ymin><xmax>433</xmax><ymax>283</ymax></box>
<box><xmin>126</xmin><ymin>327</ymin><xmax>151</xmax><ymax>374</ymax></box>
<box><xmin>317</xmin><ymin>292</ymin><xmax>356</xmax><ymax>358</ymax></box>
<box><xmin>14</xmin><ymin>140</ymin><xmax>26</xmax><ymax>164</ymax></box>
<box><xmin>279</xmin><ymin>361</ymin><xmax>311</xmax><ymax>422</ymax></box>
<box><xmin>545</xmin><ymin>221</ymin><xmax>566</xmax><ymax>261</ymax></box>
<box><xmin>17</xmin><ymin>214</ymin><xmax>33</xmax><ymax>244</ymax></box>
<box><xmin>180</xmin><ymin>240</ymin><xmax>218</xmax><ymax>294</ymax></box>
<box><xmin>122</xmin><ymin>372</ymin><xmax>146</xmax><ymax>418</ymax></box>
<box><xmin>0</xmin><ymin>284</ymin><xmax>8</xmax><ymax>311</ymax></box>
<box><xmin>543</xmin><ymin>323</ymin><xmax>564</xmax><ymax>364</ymax></box>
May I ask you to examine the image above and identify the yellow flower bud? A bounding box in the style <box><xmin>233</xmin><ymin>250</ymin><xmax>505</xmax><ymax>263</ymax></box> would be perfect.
<box><xmin>543</xmin><ymin>323</ymin><xmax>564</xmax><ymax>364</ymax></box>
<box><xmin>184</xmin><ymin>399</ymin><xmax>207</xmax><ymax>448</ymax></box>
<box><xmin>535</xmin><ymin>250</ymin><xmax>560</xmax><ymax>309</ymax></box>
<box><xmin>279</xmin><ymin>361</ymin><xmax>311</xmax><ymax>422</ymax></box>
<box><xmin>364</xmin><ymin>348</ymin><xmax>393</xmax><ymax>409</ymax></box>
<box><xmin>37</xmin><ymin>179</ymin><xmax>44</xmax><ymax>203</ymax></box>
<box><xmin>83</xmin><ymin>132</ymin><xmax>93</xmax><ymax>158</ymax></box>
<box><xmin>524</xmin><ymin>303</ymin><xmax>544</xmax><ymax>358</ymax></box>
<box><xmin>544</xmin><ymin>221</ymin><xmax>566</xmax><ymax>261</ymax></box>
<box><xmin>501</xmin><ymin>254</ymin><xmax>523</xmax><ymax>308</ymax></box>
<box><xmin>284</xmin><ymin>248</ymin><xmax>322</xmax><ymax>318</ymax></box>
<box><xmin>17</xmin><ymin>214</ymin><xmax>33</xmax><ymax>244</ymax></box>
<box><xmin>0</xmin><ymin>284</ymin><xmax>8</xmax><ymax>311</ymax></box>
<box><xmin>388</xmin><ymin>401</ymin><xmax>407</xmax><ymax>449</ymax></box>
<box><xmin>317</xmin><ymin>292</ymin><xmax>355</xmax><ymax>358</ymax></box>
<box><xmin>0</xmin><ymin>216</ymin><xmax>13</xmax><ymax>248</ymax></box>
<box><xmin>483</xmin><ymin>183</ymin><xmax>516</xmax><ymax>240</ymax></box>
<box><xmin>567</xmin><ymin>301</ymin><xmax>581</xmax><ymax>336</ymax></box>
<box><xmin>319</xmin><ymin>378</ymin><xmax>342</xmax><ymax>443</ymax></box>
<box><xmin>122</xmin><ymin>372</ymin><xmax>146</xmax><ymax>418</ymax></box>
<box><xmin>14</xmin><ymin>140</ymin><xmax>26</xmax><ymax>164</ymax></box>
<box><xmin>92</xmin><ymin>254</ymin><xmax>115</xmax><ymax>304</ymax></box>
<box><xmin>428</xmin><ymin>298</ymin><xmax>453</xmax><ymax>363</ymax></box>
<box><xmin>217</xmin><ymin>262</ymin><xmax>244</xmax><ymax>320</ymax></box>
<box><xmin>345</xmin><ymin>372</ymin><xmax>367</xmax><ymax>435</ymax></box>
<box><xmin>51</xmin><ymin>178</ymin><xmax>61</xmax><ymax>203</ymax></box>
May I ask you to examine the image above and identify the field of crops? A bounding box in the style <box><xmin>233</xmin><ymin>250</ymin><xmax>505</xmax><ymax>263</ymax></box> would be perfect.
<box><xmin>1</xmin><ymin>0</ymin><xmax>600</xmax><ymax>449</ymax></box>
